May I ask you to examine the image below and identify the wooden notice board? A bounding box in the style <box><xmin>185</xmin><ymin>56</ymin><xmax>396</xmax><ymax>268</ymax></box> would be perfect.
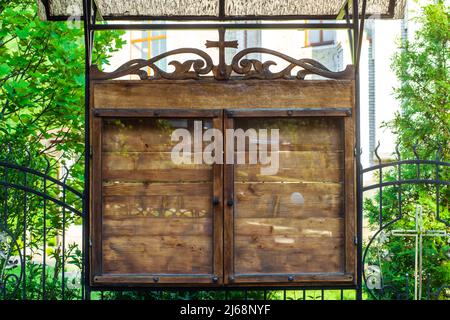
<box><xmin>90</xmin><ymin>79</ymin><xmax>356</xmax><ymax>287</ymax></box>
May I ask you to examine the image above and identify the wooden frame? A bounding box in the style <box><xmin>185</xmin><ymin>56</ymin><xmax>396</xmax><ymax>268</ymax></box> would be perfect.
<box><xmin>91</xmin><ymin>80</ymin><xmax>354</xmax><ymax>110</ymax></box>
<box><xmin>90</xmin><ymin>108</ymin><xmax>224</xmax><ymax>287</ymax></box>
<box><xmin>90</xmin><ymin>79</ymin><xmax>356</xmax><ymax>287</ymax></box>
<box><xmin>223</xmin><ymin>110</ymin><xmax>356</xmax><ymax>286</ymax></box>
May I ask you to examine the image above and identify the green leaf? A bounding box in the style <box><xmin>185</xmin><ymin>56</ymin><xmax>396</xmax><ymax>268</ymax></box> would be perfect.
<box><xmin>0</xmin><ymin>63</ymin><xmax>11</xmax><ymax>77</ymax></box>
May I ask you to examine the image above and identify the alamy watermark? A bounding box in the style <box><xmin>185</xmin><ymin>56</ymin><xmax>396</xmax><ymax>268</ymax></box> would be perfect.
<box><xmin>66</xmin><ymin>4</ymin><xmax>82</xmax><ymax>29</ymax></box>
<box><xmin>171</xmin><ymin>121</ymin><xmax>280</xmax><ymax>176</ymax></box>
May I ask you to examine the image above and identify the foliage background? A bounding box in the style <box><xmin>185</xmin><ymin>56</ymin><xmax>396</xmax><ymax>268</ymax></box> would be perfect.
<box><xmin>0</xmin><ymin>0</ymin><xmax>124</xmax><ymax>299</ymax></box>
<box><xmin>363</xmin><ymin>0</ymin><xmax>449</xmax><ymax>300</ymax></box>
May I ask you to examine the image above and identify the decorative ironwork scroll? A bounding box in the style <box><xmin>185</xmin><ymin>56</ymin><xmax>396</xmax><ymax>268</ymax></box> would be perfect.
<box><xmin>230</xmin><ymin>48</ymin><xmax>354</xmax><ymax>80</ymax></box>
<box><xmin>91</xmin><ymin>48</ymin><xmax>215</xmax><ymax>80</ymax></box>
<box><xmin>91</xmin><ymin>30</ymin><xmax>355</xmax><ymax>81</ymax></box>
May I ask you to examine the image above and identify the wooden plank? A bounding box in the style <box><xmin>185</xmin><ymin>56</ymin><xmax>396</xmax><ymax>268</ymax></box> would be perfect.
<box><xmin>235</xmin><ymin>217</ymin><xmax>344</xmax><ymax>237</ymax></box>
<box><xmin>235</xmin><ymin>236</ymin><xmax>344</xmax><ymax>251</ymax></box>
<box><xmin>235</xmin><ymin>204</ymin><xmax>342</xmax><ymax>219</ymax></box>
<box><xmin>234</xmin><ymin>182</ymin><xmax>343</xmax><ymax>219</ymax></box>
<box><xmin>235</xmin><ymin>247</ymin><xmax>344</xmax><ymax>274</ymax></box>
<box><xmin>344</xmin><ymin>116</ymin><xmax>356</xmax><ymax>276</ymax></box>
<box><xmin>102</xmin><ymin>152</ymin><xmax>211</xmax><ymax>170</ymax></box>
<box><xmin>93</xmin><ymin>80</ymin><xmax>354</xmax><ymax>110</ymax></box>
<box><xmin>235</xmin><ymin>197</ymin><xmax>342</xmax><ymax>219</ymax></box>
<box><xmin>103</xmin><ymin>168</ymin><xmax>212</xmax><ymax>182</ymax></box>
<box><xmin>277</xmin><ymin>144</ymin><xmax>342</xmax><ymax>152</ymax></box>
<box><xmin>95</xmin><ymin>108</ymin><xmax>221</xmax><ymax>118</ymax></box>
<box><xmin>236</xmin><ymin>168</ymin><xmax>343</xmax><ymax>183</ymax></box>
<box><xmin>232</xmin><ymin>273</ymin><xmax>354</xmax><ymax>284</ymax></box>
<box><xmin>103</xmin><ymin>236</ymin><xmax>212</xmax><ymax>255</ymax></box>
<box><xmin>225</xmin><ymin>108</ymin><xmax>351</xmax><ymax>117</ymax></box>
<box><xmin>103</xmin><ymin>195</ymin><xmax>211</xmax><ymax>217</ymax></box>
<box><xmin>233</xmin><ymin>151</ymin><xmax>344</xmax><ymax>167</ymax></box>
<box><xmin>233</xmin><ymin>117</ymin><xmax>344</xmax><ymax>152</ymax></box>
<box><xmin>103</xmin><ymin>250</ymin><xmax>212</xmax><ymax>274</ymax></box>
<box><xmin>102</xmin><ymin>118</ymin><xmax>213</xmax><ymax>153</ymax></box>
<box><xmin>93</xmin><ymin>275</ymin><xmax>216</xmax><ymax>285</ymax></box>
<box><xmin>103</xmin><ymin>216</ymin><xmax>213</xmax><ymax>237</ymax></box>
<box><xmin>102</xmin><ymin>152</ymin><xmax>212</xmax><ymax>182</ymax></box>
<box><xmin>90</xmin><ymin>114</ymin><xmax>102</xmax><ymax>280</ymax></box>
<box><xmin>235</xmin><ymin>181</ymin><xmax>342</xmax><ymax>196</ymax></box>
<box><xmin>212</xmin><ymin>115</ymin><xmax>224</xmax><ymax>283</ymax></box>
<box><xmin>223</xmin><ymin>115</ymin><xmax>234</xmax><ymax>284</ymax></box>
<box><xmin>234</xmin><ymin>236</ymin><xmax>345</xmax><ymax>275</ymax></box>
<box><xmin>234</xmin><ymin>151</ymin><xmax>344</xmax><ymax>183</ymax></box>
<box><xmin>102</xmin><ymin>182</ymin><xmax>212</xmax><ymax>197</ymax></box>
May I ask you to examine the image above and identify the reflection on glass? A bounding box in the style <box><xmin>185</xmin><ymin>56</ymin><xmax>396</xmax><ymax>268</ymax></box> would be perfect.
<box><xmin>101</xmin><ymin>118</ymin><xmax>214</xmax><ymax>275</ymax></box>
<box><xmin>234</xmin><ymin>117</ymin><xmax>345</xmax><ymax>275</ymax></box>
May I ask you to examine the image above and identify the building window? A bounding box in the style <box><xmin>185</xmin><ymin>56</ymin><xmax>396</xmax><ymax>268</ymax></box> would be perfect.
<box><xmin>305</xmin><ymin>21</ymin><xmax>336</xmax><ymax>47</ymax></box>
<box><xmin>131</xmin><ymin>22</ymin><xmax>167</xmax><ymax>73</ymax></box>
<box><xmin>225</xmin><ymin>23</ymin><xmax>262</xmax><ymax>64</ymax></box>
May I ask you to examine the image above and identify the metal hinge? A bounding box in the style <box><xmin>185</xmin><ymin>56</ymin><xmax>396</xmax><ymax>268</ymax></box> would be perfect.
<box><xmin>354</xmin><ymin>236</ymin><xmax>358</xmax><ymax>245</ymax></box>
<box><xmin>89</xmin><ymin>239</ymin><xmax>93</xmax><ymax>247</ymax></box>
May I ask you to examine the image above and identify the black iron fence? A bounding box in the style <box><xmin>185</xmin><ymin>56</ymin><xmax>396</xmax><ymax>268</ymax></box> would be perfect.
<box><xmin>0</xmin><ymin>146</ymin><xmax>84</xmax><ymax>300</ymax></box>
<box><xmin>0</xmin><ymin>144</ymin><xmax>449</xmax><ymax>300</ymax></box>
<box><xmin>362</xmin><ymin>144</ymin><xmax>450</xmax><ymax>300</ymax></box>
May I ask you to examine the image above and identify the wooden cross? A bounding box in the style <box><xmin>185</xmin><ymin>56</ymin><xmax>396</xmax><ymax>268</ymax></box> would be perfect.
<box><xmin>390</xmin><ymin>206</ymin><xmax>450</xmax><ymax>300</ymax></box>
<box><xmin>205</xmin><ymin>28</ymin><xmax>238</xmax><ymax>79</ymax></box>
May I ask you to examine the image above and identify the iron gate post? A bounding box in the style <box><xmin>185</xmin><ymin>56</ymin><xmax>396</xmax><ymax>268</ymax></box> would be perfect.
<box><xmin>82</xmin><ymin>0</ymin><xmax>93</xmax><ymax>301</ymax></box>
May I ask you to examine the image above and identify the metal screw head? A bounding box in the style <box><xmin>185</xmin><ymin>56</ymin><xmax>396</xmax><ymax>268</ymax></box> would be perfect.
<box><xmin>227</xmin><ymin>199</ymin><xmax>234</xmax><ymax>207</ymax></box>
<box><xmin>288</xmin><ymin>275</ymin><xmax>295</xmax><ymax>282</ymax></box>
<box><xmin>212</xmin><ymin>276</ymin><xmax>219</xmax><ymax>283</ymax></box>
<box><xmin>153</xmin><ymin>111</ymin><xmax>160</xmax><ymax>117</ymax></box>
<box><xmin>153</xmin><ymin>276</ymin><xmax>160</xmax><ymax>283</ymax></box>
<box><xmin>228</xmin><ymin>276</ymin><xmax>235</xmax><ymax>282</ymax></box>
<box><xmin>287</xmin><ymin>110</ymin><xmax>294</xmax><ymax>116</ymax></box>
